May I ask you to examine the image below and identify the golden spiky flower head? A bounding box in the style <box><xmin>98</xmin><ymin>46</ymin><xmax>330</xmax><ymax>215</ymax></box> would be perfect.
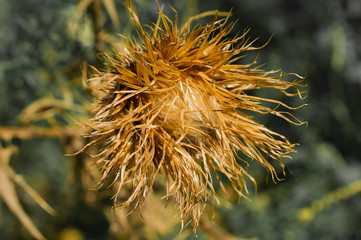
<box><xmin>84</xmin><ymin>3</ymin><xmax>305</xmax><ymax>226</ymax></box>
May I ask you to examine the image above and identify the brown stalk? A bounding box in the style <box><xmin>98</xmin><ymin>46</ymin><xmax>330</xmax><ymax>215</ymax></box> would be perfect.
<box><xmin>0</xmin><ymin>126</ymin><xmax>84</xmax><ymax>141</ymax></box>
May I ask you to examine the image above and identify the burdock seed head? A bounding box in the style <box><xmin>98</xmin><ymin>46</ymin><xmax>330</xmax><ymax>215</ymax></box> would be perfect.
<box><xmin>83</xmin><ymin>2</ymin><xmax>305</xmax><ymax>226</ymax></box>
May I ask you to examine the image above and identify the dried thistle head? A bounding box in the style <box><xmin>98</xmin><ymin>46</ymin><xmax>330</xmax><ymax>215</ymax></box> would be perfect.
<box><xmin>84</xmin><ymin>3</ymin><xmax>305</xmax><ymax>226</ymax></box>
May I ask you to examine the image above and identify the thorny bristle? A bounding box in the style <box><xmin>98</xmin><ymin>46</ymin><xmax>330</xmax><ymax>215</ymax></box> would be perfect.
<box><xmin>83</xmin><ymin>2</ymin><xmax>306</xmax><ymax>227</ymax></box>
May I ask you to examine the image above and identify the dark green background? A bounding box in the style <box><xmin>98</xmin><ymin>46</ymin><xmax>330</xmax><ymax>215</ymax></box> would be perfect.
<box><xmin>1</xmin><ymin>0</ymin><xmax>361</xmax><ymax>239</ymax></box>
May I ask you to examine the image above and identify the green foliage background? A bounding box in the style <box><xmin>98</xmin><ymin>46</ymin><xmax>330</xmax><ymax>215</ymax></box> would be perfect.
<box><xmin>1</xmin><ymin>0</ymin><xmax>361</xmax><ymax>239</ymax></box>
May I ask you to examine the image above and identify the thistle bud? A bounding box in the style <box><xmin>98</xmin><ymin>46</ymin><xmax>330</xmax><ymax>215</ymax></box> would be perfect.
<box><xmin>84</xmin><ymin>3</ymin><xmax>305</xmax><ymax>226</ymax></box>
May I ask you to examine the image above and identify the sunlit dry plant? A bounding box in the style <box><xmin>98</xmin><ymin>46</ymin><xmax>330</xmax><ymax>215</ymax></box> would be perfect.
<box><xmin>82</xmin><ymin>2</ymin><xmax>305</xmax><ymax>226</ymax></box>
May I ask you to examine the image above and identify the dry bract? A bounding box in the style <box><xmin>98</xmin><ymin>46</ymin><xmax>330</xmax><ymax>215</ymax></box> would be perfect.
<box><xmin>83</xmin><ymin>3</ymin><xmax>305</xmax><ymax>226</ymax></box>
